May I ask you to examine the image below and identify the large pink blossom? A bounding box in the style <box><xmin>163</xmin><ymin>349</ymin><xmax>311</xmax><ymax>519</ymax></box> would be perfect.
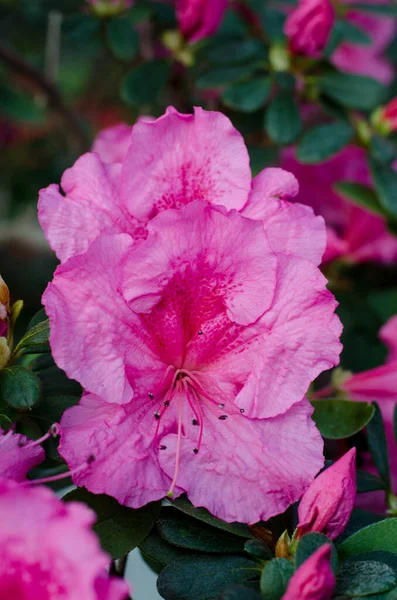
<box><xmin>43</xmin><ymin>196</ymin><xmax>341</xmax><ymax>523</ymax></box>
<box><xmin>39</xmin><ymin>107</ymin><xmax>325</xmax><ymax>266</ymax></box>
<box><xmin>284</xmin><ymin>0</ymin><xmax>334</xmax><ymax>58</ymax></box>
<box><xmin>281</xmin><ymin>146</ymin><xmax>397</xmax><ymax>264</ymax></box>
<box><xmin>176</xmin><ymin>0</ymin><xmax>228</xmax><ymax>43</ymax></box>
<box><xmin>0</xmin><ymin>478</ymin><xmax>129</xmax><ymax>599</ymax></box>
<box><xmin>0</xmin><ymin>427</ymin><xmax>45</xmax><ymax>482</ymax></box>
<box><xmin>341</xmin><ymin>317</ymin><xmax>397</xmax><ymax>497</ymax></box>
<box><xmin>331</xmin><ymin>0</ymin><xmax>395</xmax><ymax>83</ymax></box>
<box><xmin>297</xmin><ymin>448</ymin><xmax>356</xmax><ymax>540</ymax></box>
<box><xmin>282</xmin><ymin>544</ymin><xmax>335</xmax><ymax>600</ymax></box>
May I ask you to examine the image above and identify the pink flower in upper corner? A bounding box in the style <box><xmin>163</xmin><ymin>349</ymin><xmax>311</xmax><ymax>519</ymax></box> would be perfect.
<box><xmin>39</xmin><ymin>106</ymin><xmax>326</xmax><ymax>266</ymax></box>
<box><xmin>341</xmin><ymin>316</ymin><xmax>397</xmax><ymax>500</ymax></box>
<box><xmin>0</xmin><ymin>427</ymin><xmax>45</xmax><ymax>482</ymax></box>
<box><xmin>284</xmin><ymin>0</ymin><xmax>334</xmax><ymax>57</ymax></box>
<box><xmin>43</xmin><ymin>196</ymin><xmax>341</xmax><ymax>523</ymax></box>
<box><xmin>331</xmin><ymin>0</ymin><xmax>395</xmax><ymax>84</ymax></box>
<box><xmin>176</xmin><ymin>0</ymin><xmax>228</xmax><ymax>43</ymax></box>
<box><xmin>297</xmin><ymin>447</ymin><xmax>356</xmax><ymax>540</ymax></box>
<box><xmin>281</xmin><ymin>146</ymin><xmax>397</xmax><ymax>265</ymax></box>
<box><xmin>0</xmin><ymin>478</ymin><xmax>130</xmax><ymax>600</ymax></box>
<box><xmin>282</xmin><ymin>545</ymin><xmax>335</xmax><ymax>600</ymax></box>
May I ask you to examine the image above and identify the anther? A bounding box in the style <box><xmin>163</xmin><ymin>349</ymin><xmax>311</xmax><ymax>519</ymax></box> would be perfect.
<box><xmin>198</xmin><ymin>330</ymin><xmax>203</xmax><ymax>335</ymax></box>
<box><xmin>164</xmin><ymin>401</ymin><xmax>170</xmax><ymax>407</ymax></box>
<box><xmin>154</xmin><ymin>412</ymin><xmax>160</xmax><ymax>420</ymax></box>
<box><xmin>148</xmin><ymin>392</ymin><xmax>154</xmax><ymax>399</ymax></box>
<box><xmin>193</xmin><ymin>448</ymin><xmax>199</xmax><ymax>454</ymax></box>
<box><xmin>192</xmin><ymin>419</ymin><xmax>199</xmax><ymax>426</ymax></box>
<box><xmin>87</xmin><ymin>454</ymin><xmax>95</xmax><ymax>464</ymax></box>
<box><xmin>218</xmin><ymin>403</ymin><xmax>224</xmax><ymax>409</ymax></box>
<box><xmin>159</xmin><ymin>445</ymin><xmax>167</xmax><ymax>450</ymax></box>
<box><xmin>240</xmin><ymin>408</ymin><xmax>245</xmax><ymax>414</ymax></box>
<box><xmin>50</xmin><ymin>423</ymin><xmax>61</xmax><ymax>437</ymax></box>
<box><xmin>218</xmin><ymin>415</ymin><xmax>228</xmax><ymax>420</ymax></box>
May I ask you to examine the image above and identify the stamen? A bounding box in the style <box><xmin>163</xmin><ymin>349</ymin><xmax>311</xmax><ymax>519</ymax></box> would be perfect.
<box><xmin>23</xmin><ymin>456</ymin><xmax>94</xmax><ymax>486</ymax></box>
<box><xmin>193</xmin><ymin>448</ymin><xmax>198</xmax><ymax>454</ymax></box>
<box><xmin>218</xmin><ymin>403</ymin><xmax>224</xmax><ymax>409</ymax></box>
<box><xmin>192</xmin><ymin>419</ymin><xmax>199</xmax><ymax>426</ymax></box>
<box><xmin>159</xmin><ymin>445</ymin><xmax>167</xmax><ymax>450</ymax></box>
<box><xmin>198</xmin><ymin>330</ymin><xmax>203</xmax><ymax>335</ymax></box>
<box><xmin>154</xmin><ymin>412</ymin><xmax>160</xmax><ymax>420</ymax></box>
<box><xmin>164</xmin><ymin>401</ymin><xmax>170</xmax><ymax>407</ymax></box>
<box><xmin>148</xmin><ymin>392</ymin><xmax>154</xmax><ymax>399</ymax></box>
<box><xmin>167</xmin><ymin>382</ymin><xmax>183</xmax><ymax>498</ymax></box>
<box><xmin>183</xmin><ymin>380</ymin><xmax>204</xmax><ymax>452</ymax></box>
<box><xmin>240</xmin><ymin>408</ymin><xmax>245</xmax><ymax>414</ymax></box>
<box><xmin>25</xmin><ymin>423</ymin><xmax>61</xmax><ymax>448</ymax></box>
<box><xmin>218</xmin><ymin>415</ymin><xmax>228</xmax><ymax>420</ymax></box>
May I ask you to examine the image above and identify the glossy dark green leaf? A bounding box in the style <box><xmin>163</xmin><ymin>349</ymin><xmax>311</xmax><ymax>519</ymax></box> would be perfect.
<box><xmin>27</xmin><ymin>308</ymin><xmax>47</xmax><ymax>330</ymax></box>
<box><xmin>370</xmin><ymin>136</ymin><xmax>397</xmax><ymax>165</ymax></box>
<box><xmin>335</xmin><ymin>182</ymin><xmax>385</xmax><ymax>217</ymax></box>
<box><xmin>295</xmin><ymin>533</ymin><xmax>338</xmax><ymax>573</ymax></box>
<box><xmin>370</xmin><ymin>158</ymin><xmax>397</xmax><ymax>218</ymax></box>
<box><xmin>318</xmin><ymin>73</ymin><xmax>387</xmax><ymax>110</ymax></box>
<box><xmin>260</xmin><ymin>7</ymin><xmax>286</xmax><ymax>42</ymax></box>
<box><xmin>157</xmin><ymin>508</ymin><xmax>246</xmax><ymax>554</ymax></box>
<box><xmin>244</xmin><ymin>539</ymin><xmax>273</xmax><ymax>560</ymax></box>
<box><xmin>13</xmin><ymin>319</ymin><xmax>50</xmax><ymax>355</ymax></box>
<box><xmin>367</xmin><ymin>402</ymin><xmax>391</xmax><ymax>486</ymax></box>
<box><xmin>338</xmin><ymin>519</ymin><xmax>397</xmax><ymax>559</ymax></box>
<box><xmin>196</xmin><ymin>64</ymin><xmax>258</xmax><ymax>89</ymax></box>
<box><xmin>218</xmin><ymin>586</ymin><xmax>263</xmax><ymax>600</ymax></box>
<box><xmin>357</xmin><ymin>469</ymin><xmax>387</xmax><ymax>493</ymax></box>
<box><xmin>121</xmin><ymin>60</ymin><xmax>169</xmax><ymax>106</ymax></box>
<box><xmin>260</xmin><ymin>558</ymin><xmax>293</xmax><ymax>599</ymax></box>
<box><xmin>170</xmin><ymin>495</ymin><xmax>252</xmax><ymax>539</ymax></box>
<box><xmin>334</xmin><ymin>19</ymin><xmax>372</xmax><ymax>45</ymax></box>
<box><xmin>222</xmin><ymin>77</ymin><xmax>272</xmax><ymax>113</ymax></box>
<box><xmin>337</xmin><ymin>509</ymin><xmax>385</xmax><ymax>543</ymax></box>
<box><xmin>311</xmin><ymin>399</ymin><xmax>375</xmax><ymax>439</ymax></box>
<box><xmin>64</xmin><ymin>488</ymin><xmax>161</xmax><ymax>559</ymax></box>
<box><xmin>369</xmin><ymin>288</ymin><xmax>397</xmax><ymax>322</ymax></box>
<box><xmin>157</xmin><ymin>555</ymin><xmax>259</xmax><ymax>600</ymax></box>
<box><xmin>205</xmin><ymin>38</ymin><xmax>265</xmax><ymax>65</ymax></box>
<box><xmin>0</xmin><ymin>366</ymin><xmax>41</xmax><ymax>409</ymax></box>
<box><xmin>139</xmin><ymin>531</ymin><xmax>190</xmax><ymax>566</ymax></box>
<box><xmin>336</xmin><ymin>560</ymin><xmax>396</xmax><ymax>596</ymax></box>
<box><xmin>0</xmin><ymin>86</ymin><xmax>46</xmax><ymax>123</ymax></box>
<box><xmin>106</xmin><ymin>17</ymin><xmax>139</xmax><ymax>61</ymax></box>
<box><xmin>345</xmin><ymin>2</ymin><xmax>397</xmax><ymax>15</ymax></box>
<box><xmin>265</xmin><ymin>91</ymin><xmax>302</xmax><ymax>145</ymax></box>
<box><xmin>0</xmin><ymin>414</ymin><xmax>12</xmax><ymax>429</ymax></box>
<box><xmin>296</xmin><ymin>122</ymin><xmax>354</xmax><ymax>163</ymax></box>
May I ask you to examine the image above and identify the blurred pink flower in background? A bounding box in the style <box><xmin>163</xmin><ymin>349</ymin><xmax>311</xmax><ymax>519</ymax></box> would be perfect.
<box><xmin>0</xmin><ymin>428</ymin><xmax>45</xmax><ymax>482</ymax></box>
<box><xmin>331</xmin><ymin>0</ymin><xmax>395</xmax><ymax>83</ymax></box>
<box><xmin>282</xmin><ymin>146</ymin><xmax>397</xmax><ymax>264</ymax></box>
<box><xmin>0</xmin><ymin>478</ymin><xmax>130</xmax><ymax>599</ymax></box>
<box><xmin>284</xmin><ymin>0</ymin><xmax>334</xmax><ymax>57</ymax></box>
<box><xmin>176</xmin><ymin>0</ymin><xmax>228</xmax><ymax>43</ymax></box>
<box><xmin>282</xmin><ymin>545</ymin><xmax>335</xmax><ymax>600</ymax></box>
<box><xmin>297</xmin><ymin>448</ymin><xmax>356</xmax><ymax>540</ymax></box>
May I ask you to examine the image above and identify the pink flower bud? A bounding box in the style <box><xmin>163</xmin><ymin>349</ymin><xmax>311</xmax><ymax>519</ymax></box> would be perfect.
<box><xmin>176</xmin><ymin>0</ymin><xmax>228</xmax><ymax>43</ymax></box>
<box><xmin>284</xmin><ymin>0</ymin><xmax>334</xmax><ymax>58</ymax></box>
<box><xmin>282</xmin><ymin>544</ymin><xmax>335</xmax><ymax>600</ymax></box>
<box><xmin>383</xmin><ymin>97</ymin><xmax>397</xmax><ymax>132</ymax></box>
<box><xmin>297</xmin><ymin>447</ymin><xmax>356</xmax><ymax>540</ymax></box>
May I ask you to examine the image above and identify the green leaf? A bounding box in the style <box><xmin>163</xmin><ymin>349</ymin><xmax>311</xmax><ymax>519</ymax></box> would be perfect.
<box><xmin>296</xmin><ymin>122</ymin><xmax>354</xmax><ymax>163</ymax></box>
<box><xmin>0</xmin><ymin>414</ymin><xmax>12</xmax><ymax>429</ymax></box>
<box><xmin>27</xmin><ymin>308</ymin><xmax>47</xmax><ymax>330</ymax></box>
<box><xmin>170</xmin><ymin>495</ymin><xmax>252</xmax><ymax>539</ymax></box>
<box><xmin>367</xmin><ymin>402</ymin><xmax>391</xmax><ymax>487</ymax></box>
<box><xmin>334</xmin><ymin>19</ymin><xmax>372</xmax><ymax>45</ymax></box>
<box><xmin>121</xmin><ymin>60</ymin><xmax>169</xmax><ymax>106</ymax></box>
<box><xmin>0</xmin><ymin>366</ymin><xmax>41</xmax><ymax>409</ymax></box>
<box><xmin>260</xmin><ymin>558</ymin><xmax>293</xmax><ymax>599</ymax></box>
<box><xmin>222</xmin><ymin>77</ymin><xmax>272</xmax><ymax>113</ymax></box>
<box><xmin>260</xmin><ymin>8</ymin><xmax>286</xmax><ymax>43</ymax></box>
<box><xmin>106</xmin><ymin>17</ymin><xmax>139</xmax><ymax>61</ymax></box>
<box><xmin>157</xmin><ymin>555</ymin><xmax>259</xmax><ymax>600</ymax></box>
<box><xmin>196</xmin><ymin>64</ymin><xmax>258</xmax><ymax>89</ymax></box>
<box><xmin>357</xmin><ymin>470</ymin><xmax>387</xmax><ymax>493</ymax></box>
<box><xmin>370</xmin><ymin>158</ymin><xmax>397</xmax><ymax>219</ymax></box>
<box><xmin>64</xmin><ymin>489</ymin><xmax>161</xmax><ymax>559</ymax></box>
<box><xmin>318</xmin><ymin>73</ymin><xmax>387</xmax><ymax>111</ymax></box>
<box><xmin>295</xmin><ymin>533</ymin><xmax>338</xmax><ymax>573</ymax></box>
<box><xmin>13</xmin><ymin>319</ymin><xmax>50</xmax><ymax>356</ymax></box>
<box><xmin>345</xmin><ymin>2</ymin><xmax>397</xmax><ymax>15</ymax></box>
<box><xmin>369</xmin><ymin>288</ymin><xmax>397</xmax><ymax>322</ymax></box>
<box><xmin>370</xmin><ymin>136</ymin><xmax>397</xmax><ymax>165</ymax></box>
<box><xmin>205</xmin><ymin>38</ymin><xmax>265</xmax><ymax>65</ymax></box>
<box><xmin>265</xmin><ymin>91</ymin><xmax>302</xmax><ymax>145</ymax></box>
<box><xmin>337</xmin><ymin>509</ymin><xmax>385</xmax><ymax>543</ymax></box>
<box><xmin>0</xmin><ymin>86</ymin><xmax>46</xmax><ymax>123</ymax></box>
<box><xmin>335</xmin><ymin>182</ymin><xmax>385</xmax><ymax>217</ymax></box>
<box><xmin>31</xmin><ymin>354</ymin><xmax>82</xmax><ymax>398</ymax></box>
<box><xmin>311</xmin><ymin>399</ymin><xmax>375</xmax><ymax>439</ymax></box>
<box><xmin>140</xmin><ymin>531</ymin><xmax>190</xmax><ymax>566</ymax></box>
<box><xmin>338</xmin><ymin>519</ymin><xmax>397</xmax><ymax>559</ymax></box>
<box><xmin>336</xmin><ymin>560</ymin><xmax>396</xmax><ymax>596</ymax></box>
<box><xmin>244</xmin><ymin>539</ymin><xmax>273</xmax><ymax>560</ymax></box>
<box><xmin>157</xmin><ymin>508</ymin><xmax>246</xmax><ymax>554</ymax></box>
<box><xmin>218</xmin><ymin>586</ymin><xmax>263</xmax><ymax>600</ymax></box>
<box><xmin>31</xmin><ymin>395</ymin><xmax>79</xmax><ymax>426</ymax></box>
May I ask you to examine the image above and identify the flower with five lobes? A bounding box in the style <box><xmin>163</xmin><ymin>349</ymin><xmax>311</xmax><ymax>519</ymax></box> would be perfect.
<box><xmin>296</xmin><ymin>447</ymin><xmax>356</xmax><ymax>540</ymax></box>
<box><xmin>40</xmin><ymin>107</ymin><xmax>342</xmax><ymax>524</ymax></box>
<box><xmin>0</xmin><ymin>478</ymin><xmax>130</xmax><ymax>599</ymax></box>
<box><xmin>176</xmin><ymin>0</ymin><xmax>228</xmax><ymax>43</ymax></box>
<box><xmin>284</xmin><ymin>0</ymin><xmax>334</xmax><ymax>58</ymax></box>
<box><xmin>282</xmin><ymin>544</ymin><xmax>335</xmax><ymax>600</ymax></box>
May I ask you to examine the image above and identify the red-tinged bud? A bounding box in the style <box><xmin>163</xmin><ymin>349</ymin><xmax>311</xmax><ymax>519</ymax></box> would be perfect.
<box><xmin>284</xmin><ymin>0</ymin><xmax>334</xmax><ymax>58</ymax></box>
<box><xmin>282</xmin><ymin>545</ymin><xmax>335</xmax><ymax>600</ymax></box>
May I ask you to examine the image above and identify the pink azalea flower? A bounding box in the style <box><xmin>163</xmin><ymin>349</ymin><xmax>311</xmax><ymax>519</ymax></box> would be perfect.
<box><xmin>297</xmin><ymin>447</ymin><xmax>356</xmax><ymax>540</ymax></box>
<box><xmin>331</xmin><ymin>0</ymin><xmax>395</xmax><ymax>84</ymax></box>
<box><xmin>176</xmin><ymin>0</ymin><xmax>228</xmax><ymax>43</ymax></box>
<box><xmin>39</xmin><ymin>106</ymin><xmax>325</xmax><ymax>265</ymax></box>
<box><xmin>43</xmin><ymin>197</ymin><xmax>341</xmax><ymax>523</ymax></box>
<box><xmin>341</xmin><ymin>317</ymin><xmax>397</xmax><ymax>500</ymax></box>
<box><xmin>282</xmin><ymin>544</ymin><xmax>335</xmax><ymax>600</ymax></box>
<box><xmin>0</xmin><ymin>478</ymin><xmax>130</xmax><ymax>599</ymax></box>
<box><xmin>0</xmin><ymin>427</ymin><xmax>45</xmax><ymax>482</ymax></box>
<box><xmin>382</xmin><ymin>97</ymin><xmax>397</xmax><ymax>132</ymax></box>
<box><xmin>284</xmin><ymin>0</ymin><xmax>334</xmax><ymax>58</ymax></box>
<box><xmin>281</xmin><ymin>146</ymin><xmax>397</xmax><ymax>264</ymax></box>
